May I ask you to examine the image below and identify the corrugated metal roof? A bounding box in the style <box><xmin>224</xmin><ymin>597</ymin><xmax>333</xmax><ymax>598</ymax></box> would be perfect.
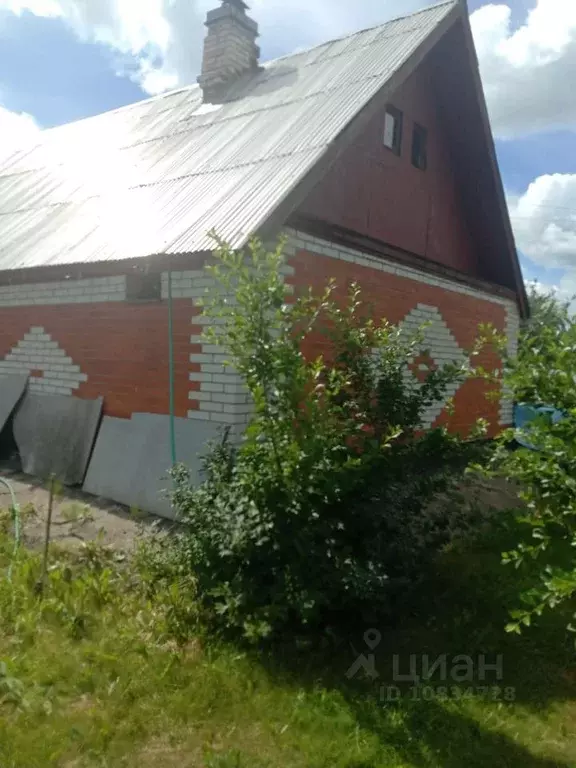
<box><xmin>0</xmin><ymin>0</ymin><xmax>457</xmax><ymax>272</ymax></box>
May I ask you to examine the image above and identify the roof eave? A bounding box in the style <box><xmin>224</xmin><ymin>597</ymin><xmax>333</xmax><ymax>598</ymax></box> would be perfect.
<box><xmin>456</xmin><ymin>4</ymin><xmax>529</xmax><ymax>319</ymax></box>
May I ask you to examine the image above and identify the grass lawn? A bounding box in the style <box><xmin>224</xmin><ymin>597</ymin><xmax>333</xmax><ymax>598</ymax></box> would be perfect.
<box><xmin>0</xmin><ymin>513</ymin><xmax>575</xmax><ymax>767</ymax></box>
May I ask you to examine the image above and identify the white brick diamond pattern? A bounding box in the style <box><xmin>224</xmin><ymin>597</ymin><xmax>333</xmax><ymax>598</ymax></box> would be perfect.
<box><xmin>400</xmin><ymin>304</ymin><xmax>468</xmax><ymax>428</ymax></box>
<box><xmin>0</xmin><ymin>327</ymin><xmax>88</xmax><ymax>396</ymax></box>
<box><xmin>285</xmin><ymin>229</ymin><xmax>519</xmax><ymax>429</ymax></box>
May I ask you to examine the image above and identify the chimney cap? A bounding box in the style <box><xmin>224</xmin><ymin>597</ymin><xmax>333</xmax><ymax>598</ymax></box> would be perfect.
<box><xmin>205</xmin><ymin>1</ymin><xmax>258</xmax><ymax>34</ymax></box>
<box><xmin>221</xmin><ymin>0</ymin><xmax>249</xmax><ymax>10</ymax></box>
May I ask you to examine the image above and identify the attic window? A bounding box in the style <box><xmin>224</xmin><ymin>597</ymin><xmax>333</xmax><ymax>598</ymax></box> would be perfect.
<box><xmin>383</xmin><ymin>106</ymin><xmax>403</xmax><ymax>155</ymax></box>
<box><xmin>126</xmin><ymin>272</ymin><xmax>161</xmax><ymax>302</ymax></box>
<box><xmin>411</xmin><ymin>123</ymin><xmax>428</xmax><ymax>171</ymax></box>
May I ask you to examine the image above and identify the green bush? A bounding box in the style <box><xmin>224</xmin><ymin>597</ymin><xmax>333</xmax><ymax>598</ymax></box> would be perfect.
<box><xmin>170</xmin><ymin>238</ymin><xmax>487</xmax><ymax>640</ymax></box>
<box><xmin>484</xmin><ymin>288</ymin><xmax>576</xmax><ymax>635</ymax></box>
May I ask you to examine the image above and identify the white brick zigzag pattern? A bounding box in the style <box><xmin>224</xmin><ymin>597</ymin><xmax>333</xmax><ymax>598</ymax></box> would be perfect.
<box><xmin>185</xmin><ymin>262</ymin><xmax>295</xmax><ymax>428</ymax></box>
<box><xmin>400</xmin><ymin>304</ymin><xmax>468</xmax><ymax>428</ymax></box>
<box><xmin>500</xmin><ymin>303</ymin><xmax>520</xmax><ymax>425</ymax></box>
<box><xmin>161</xmin><ymin>231</ymin><xmax>518</xmax><ymax>429</ymax></box>
<box><xmin>0</xmin><ymin>326</ymin><xmax>88</xmax><ymax>396</ymax></box>
<box><xmin>159</xmin><ymin>263</ymin><xmax>294</xmax><ymax>427</ymax></box>
<box><xmin>161</xmin><ymin>270</ymin><xmax>254</xmax><ymax>426</ymax></box>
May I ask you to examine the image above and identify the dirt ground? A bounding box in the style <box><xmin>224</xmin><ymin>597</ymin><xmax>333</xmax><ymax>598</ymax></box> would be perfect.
<box><xmin>0</xmin><ymin>462</ymin><xmax>521</xmax><ymax>558</ymax></box>
<box><xmin>0</xmin><ymin>467</ymin><xmax>163</xmax><ymax>552</ymax></box>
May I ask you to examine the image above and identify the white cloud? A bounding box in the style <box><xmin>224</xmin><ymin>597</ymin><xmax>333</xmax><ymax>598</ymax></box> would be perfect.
<box><xmin>0</xmin><ymin>0</ymin><xmax>185</xmax><ymax>92</ymax></box>
<box><xmin>0</xmin><ymin>0</ymin><xmax>575</xmax><ymax>141</ymax></box>
<box><xmin>509</xmin><ymin>174</ymin><xmax>576</xmax><ymax>270</ymax></box>
<box><xmin>0</xmin><ymin>104</ymin><xmax>40</xmax><ymax>159</ymax></box>
<box><xmin>0</xmin><ymin>0</ymin><xmax>429</xmax><ymax>94</ymax></box>
<box><xmin>470</xmin><ymin>0</ymin><xmax>576</xmax><ymax>137</ymax></box>
<box><xmin>509</xmin><ymin>173</ymin><xmax>576</xmax><ymax>306</ymax></box>
<box><xmin>2</xmin><ymin>0</ymin><xmax>60</xmax><ymax>13</ymax></box>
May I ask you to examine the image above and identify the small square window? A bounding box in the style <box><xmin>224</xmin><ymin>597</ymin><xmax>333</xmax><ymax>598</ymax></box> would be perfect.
<box><xmin>411</xmin><ymin>123</ymin><xmax>428</xmax><ymax>171</ymax></box>
<box><xmin>126</xmin><ymin>271</ymin><xmax>161</xmax><ymax>302</ymax></box>
<box><xmin>383</xmin><ymin>106</ymin><xmax>403</xmax><ymax>155</ymax></box>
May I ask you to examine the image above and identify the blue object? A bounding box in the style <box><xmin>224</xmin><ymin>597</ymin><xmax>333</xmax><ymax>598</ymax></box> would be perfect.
<box><xmin>514</xmin><ymin>403</ymin><xmax>564</xmax><ymax>450</ymax></box>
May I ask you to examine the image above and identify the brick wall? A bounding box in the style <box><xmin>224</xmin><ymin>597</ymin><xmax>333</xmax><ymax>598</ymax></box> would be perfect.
<box><xmin>0</xmin><ymin>238</ymin><xmax>519</xmax><ymax>433</ymax></box>
<box><xmin>0</xmin><ymin>269</ymin><xmax>265</xmax><ymax>426</ymax></box>
<box><xmin>284</xmin><ymin>229</ymin><xmax>519</xmax><ymax>435</ymax></box>
<box><xmin>0</xmin><ymin>276</ymin><xmax>193</xmax><ymax>419</ymax></box>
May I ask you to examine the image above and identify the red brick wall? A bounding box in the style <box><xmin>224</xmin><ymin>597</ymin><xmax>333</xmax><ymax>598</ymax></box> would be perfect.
<box><xmin>288</xmin><ymin>243</ymin><xmax>510</xmax><ymax>437</ymax></box>
<box><xmin>298</xmin><ymin>64</ymin><xmax>479</xmax><ymax>276</ymax></box>
<box><xmin>0</xmin><ymin>299</ymin><xmax>197</xmax><ymax>419</ymax></box>
<box><xmin>0</xmin><ymin>244</ymin><xmax>518</xmax><ymax>434</ymax></box>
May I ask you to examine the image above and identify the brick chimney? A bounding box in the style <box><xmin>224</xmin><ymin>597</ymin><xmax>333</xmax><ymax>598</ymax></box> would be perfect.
<box><xmin>197</xmin><ymin>0</ymin><xmax>260</xmax><ymax>99</ymax></box>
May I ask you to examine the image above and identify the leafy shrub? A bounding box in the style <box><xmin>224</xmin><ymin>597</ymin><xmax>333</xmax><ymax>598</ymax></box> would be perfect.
<box><xmin>170</xmin><ymin>238</ymin><xmax>488</xmax><ymax>640</ymax></box>
<box><xmin>484</xmin><ymin>288</ymin><xmax>576</xmax><ymax>634</ymax></box>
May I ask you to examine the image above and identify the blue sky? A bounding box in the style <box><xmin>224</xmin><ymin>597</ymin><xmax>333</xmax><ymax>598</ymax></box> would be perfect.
<box><xmin>0</xmin><ymin>0</ymin><xmax>575</xmax><ymax>295</ymax></box>
<box><xmin>0</xmin><ymin>0</ymin><xmax>528</xmax><ymax>127</ymax></box>
<box><xmin>0</xmin><ymin>11</ymin><xmax>143</xmax><ymax>125</ymax></box>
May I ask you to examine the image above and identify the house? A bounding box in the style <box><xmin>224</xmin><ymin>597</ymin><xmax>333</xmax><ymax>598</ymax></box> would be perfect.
<box><xmin>0</xmin><ymin>0</ymin><xmax>526</xmax><ymax>516</ymax></box>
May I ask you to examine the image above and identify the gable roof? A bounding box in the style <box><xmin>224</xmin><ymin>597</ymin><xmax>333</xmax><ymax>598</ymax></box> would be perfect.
<box><xmin>0</xmin><ymin>0</ymin><xmax>526</xmax><ymax>314</ymax></box>
<box><xmin>0</xmin><ymin>1</ymin><xmax>459</xmax><ymax>272</ymax></box>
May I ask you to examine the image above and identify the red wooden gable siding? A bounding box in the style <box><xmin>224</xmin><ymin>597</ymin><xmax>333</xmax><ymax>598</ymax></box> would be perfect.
<box><xmin>298</xmin><ymin>62</ymin><xmax>480</xmax><ymax>277</ymax></box>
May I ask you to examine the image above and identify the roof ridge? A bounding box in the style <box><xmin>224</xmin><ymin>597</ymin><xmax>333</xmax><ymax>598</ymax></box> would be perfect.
<box><xmin>264</xmin><ymin>0</ymin><xmax>459</xmax><ymax>67</ymax></box>
<box><xmin>39</xmin><ymin>0</ymin><xmax>460</xmax><ymax>135</ymax></box>
<box><xmin>0</xmin><ymin>0</ymin><xmax>467</xmax><ymax>273</ymax></box>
